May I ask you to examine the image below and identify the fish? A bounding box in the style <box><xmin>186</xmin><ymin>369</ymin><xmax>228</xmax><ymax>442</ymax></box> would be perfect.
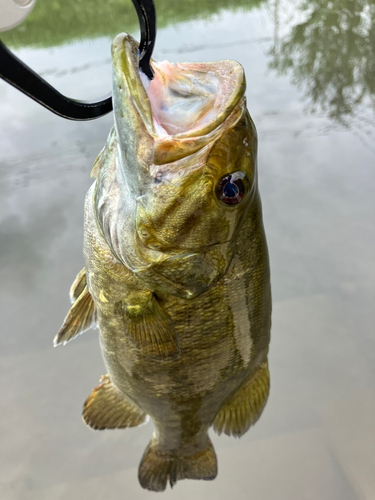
<box><xmin>55</xmin><ymin>33</ymin><xmax>272</xmax><ymax>492</ymax></box>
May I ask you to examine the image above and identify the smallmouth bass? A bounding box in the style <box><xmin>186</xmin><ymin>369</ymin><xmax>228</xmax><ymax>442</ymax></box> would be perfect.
<box><xmin>55</xmin><ymin>33</ymin><xmax>271</xmax><ymax>492</ymax></box>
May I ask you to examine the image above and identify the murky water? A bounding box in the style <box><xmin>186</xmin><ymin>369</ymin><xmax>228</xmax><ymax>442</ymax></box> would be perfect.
<box><xmin>1</xmin><ymin>0</ymin><xmax>374</xmax><ymax>498</ymax></box>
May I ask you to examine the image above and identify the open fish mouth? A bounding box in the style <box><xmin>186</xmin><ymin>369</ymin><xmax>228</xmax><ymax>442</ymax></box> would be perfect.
<box><xmin>111</xmin><ymin>33</ymin><xmax>246</xmax><ymax>148</ymax></box>
<box><xmin>142</xmin><ymin>60</ymin><xmax>237</xmax><ymax>137</ymax></box>
<box><xmin>103</xmin><ymin>33</ymin><xmax>256</xmax><ymax>296</ymax></box>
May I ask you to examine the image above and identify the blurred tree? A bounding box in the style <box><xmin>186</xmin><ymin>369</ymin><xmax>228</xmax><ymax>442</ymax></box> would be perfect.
<box><xmin>269</xmin><ymin>0</ymin><xmax>375</xmax><ymax>122</ymax></box>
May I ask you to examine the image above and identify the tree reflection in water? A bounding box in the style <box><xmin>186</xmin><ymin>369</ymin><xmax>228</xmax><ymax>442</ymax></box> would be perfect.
<box><xmin>269</xmin><ymin>0</ymin><xmax>375</xmax><ymax>135</ymax></box>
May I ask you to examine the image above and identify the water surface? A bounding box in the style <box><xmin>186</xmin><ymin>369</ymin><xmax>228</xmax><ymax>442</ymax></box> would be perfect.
<box><xmin>0</xmin><ymin>1</ymin><xmax>374</xmax><ymax>498</ymax></box>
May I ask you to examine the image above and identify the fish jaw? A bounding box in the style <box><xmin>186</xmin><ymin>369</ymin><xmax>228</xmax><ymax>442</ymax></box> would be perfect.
<box><xmin>108</xmin><ymin>33</ymin><xmax>257</xmax><ymax>298</ymax></box>
<box><xmin>111</xmin><ymin>33</ymin><xmax>155</xmax><ymax>198</ymax></box>
<box><xmin>111</xmin><ymin>32</ymin><xmax>247</xmax><ymax>193</ymax></box>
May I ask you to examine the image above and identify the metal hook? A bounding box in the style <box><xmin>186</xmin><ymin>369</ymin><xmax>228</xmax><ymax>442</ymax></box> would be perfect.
<box><xmin>0</xmin><ymin>0</ymin><xmax>156</xmax><ymax>121</ymax></box>
<box><xmin>132</xmin><ymin>0</ymin><xmax>156</xmax><ymax>80</ymax></box>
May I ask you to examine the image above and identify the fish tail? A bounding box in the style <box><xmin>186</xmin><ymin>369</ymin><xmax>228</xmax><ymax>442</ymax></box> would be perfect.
<box><xmin>138</xmin><ymin>435</ymin><xmax>217</xmax><ymax>491</ymax></box>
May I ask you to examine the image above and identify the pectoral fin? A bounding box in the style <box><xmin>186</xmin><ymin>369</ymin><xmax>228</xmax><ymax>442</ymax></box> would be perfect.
<box><xmin>83</xmin><ymin>374</ymin><xmax>146</xmax><ymax>430</ymax></box>
<box><xmin>123</xmin><ymin>295</ymin><xmax>179</xmax><ymax>360</ymax></box>
<box><xmin>54</xmin><ymin>286</ymin><xmax>96</xmax><ymax>346</ymax></box>
<box><xmin>213</xmin><ymin>360</ymin><xmax>270</xmax><ymax>437</ymax></box>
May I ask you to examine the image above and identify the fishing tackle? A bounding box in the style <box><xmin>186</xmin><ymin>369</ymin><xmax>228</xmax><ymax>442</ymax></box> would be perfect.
<box><xmin>0</xmin><ymin>0</ymin><xmax>156</xmax><ymax>120</ymax></box>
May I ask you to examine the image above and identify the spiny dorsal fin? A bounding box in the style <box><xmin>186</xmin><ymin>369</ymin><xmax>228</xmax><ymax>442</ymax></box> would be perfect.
<box><xmin>90</xmin><ymin>147</ymin><xmax>105</xmax><ymax>179</ymax></box>
<box><xmin>54</xmin><ymin>287</ymin><xmax>96</xmax><ymax>346</ymax></box>
<box><xmin>83</xmin><ymin>374</ymin><xmax>146</xmax><ymax>430</ymax></box>
<box><xmin>123</xmin><ymin>296</ymin><xmax>179</xmax><ymax>360</ymax></box>
<box><xmin>213</xmin><ymin>360</ymin><xmax>270</xmax><ymax>437</ymax></box>
<box><xmin>90</xmin><ymin>126</ymin><xmax>116</xmax><ymax>179</ymax></box>
<box><xmin>69</xmin><ymin>267</ymin><xmax>87</xmax><ymax>303</ymax></box>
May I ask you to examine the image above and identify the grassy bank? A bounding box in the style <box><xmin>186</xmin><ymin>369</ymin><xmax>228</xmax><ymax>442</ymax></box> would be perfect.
<box><xmin>2</xmin><ymin>0</ymin><xmax>265</xmax><ymax>49</ymax></box>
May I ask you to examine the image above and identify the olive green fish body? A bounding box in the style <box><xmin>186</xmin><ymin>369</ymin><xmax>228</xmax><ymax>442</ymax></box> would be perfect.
<box><xmin>56</xmin><ymin>33</ymin><xmax>271</xmax><ymax>491</ymax></box>
<box><xmin>84</xmin><ymin>176</ymin><xmax>270</xmax><ymax>445</ymax></box>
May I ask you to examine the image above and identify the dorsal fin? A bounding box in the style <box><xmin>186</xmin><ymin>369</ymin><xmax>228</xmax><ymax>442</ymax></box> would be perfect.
<box><xmin>90</xmin><ymin>126</ymin><xmax>116</xmax><ymax>179</ymax></box>
<box><xmin>54</xmin><ymin>286</ymin><xmax>96</xmax><ymax>347</ymax></box>
<box><xmin>69</xmin><ymin>267</ymin><xmax>87</xmax><ymax>303</ymax></box>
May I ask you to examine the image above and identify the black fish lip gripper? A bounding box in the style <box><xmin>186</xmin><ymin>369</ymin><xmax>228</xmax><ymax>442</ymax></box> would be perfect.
<box><xmin>0</xmin><ymin>0</ymin><xmax>156</xmax><ymax>120</ymax></box>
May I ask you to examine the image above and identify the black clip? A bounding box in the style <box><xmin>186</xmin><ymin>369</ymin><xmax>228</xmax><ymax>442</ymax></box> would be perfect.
<box><xmin>0</xmin><ymin>0</ymin><xmax>156</xmax><ymax>121</ymax></box>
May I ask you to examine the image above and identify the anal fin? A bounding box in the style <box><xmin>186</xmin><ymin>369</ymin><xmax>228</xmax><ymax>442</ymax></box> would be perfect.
<box><xmin>123</xmin><ymin>296</ymin><xmax>179</xmax><ymax>360</ymax></box>
<box><xmin>83</xmin><ymin>374</ymin><xmax>146</xmax><ymax>430</ymax></box>
<box><xmin>54</xmin><ymin>286</ymin><xmax>96</xmax><ymax>346</ymax></box>
<box><xmin>213</xmin><ymin>360</ymin><xmax>270</xmax><ymax>437</ymax></box>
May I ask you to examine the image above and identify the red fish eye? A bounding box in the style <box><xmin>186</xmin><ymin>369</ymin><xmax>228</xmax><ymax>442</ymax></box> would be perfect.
<box><xmin>216</xmin><ymin>172</ymin><xmax>248</xmax><ymax>205</ymax></box>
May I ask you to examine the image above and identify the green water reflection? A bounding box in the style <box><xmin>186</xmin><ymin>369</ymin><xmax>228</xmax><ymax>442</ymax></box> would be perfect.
<box><xmin>269</xmin><ymin>0</ymin><xmax>375</xmax><ymax>122</ymax></box>
<box><xmin>2</xmin><ymin>0</ymin><xmax>265</xmax><ymax>49</ymax></box>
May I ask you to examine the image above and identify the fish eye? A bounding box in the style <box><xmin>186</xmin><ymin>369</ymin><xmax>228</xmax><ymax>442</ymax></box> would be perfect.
<box><xmin>216</xmin><ymin>171</ymin><xmax>249</xmax><ymax>205</ymax></box>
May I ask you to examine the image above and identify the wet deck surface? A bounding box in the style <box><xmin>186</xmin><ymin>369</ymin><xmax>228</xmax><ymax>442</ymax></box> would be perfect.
<box><xmin>1</xmin><ymin>1</ymin><xmax>374</xmax><ymax>498</ymax></box>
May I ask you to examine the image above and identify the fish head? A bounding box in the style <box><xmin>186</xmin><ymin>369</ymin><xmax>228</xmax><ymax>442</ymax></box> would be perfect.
<box><xmin>106</xmin><ymin>34</ymin><xmax>258</xmax><ymax>298</ymax></box>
